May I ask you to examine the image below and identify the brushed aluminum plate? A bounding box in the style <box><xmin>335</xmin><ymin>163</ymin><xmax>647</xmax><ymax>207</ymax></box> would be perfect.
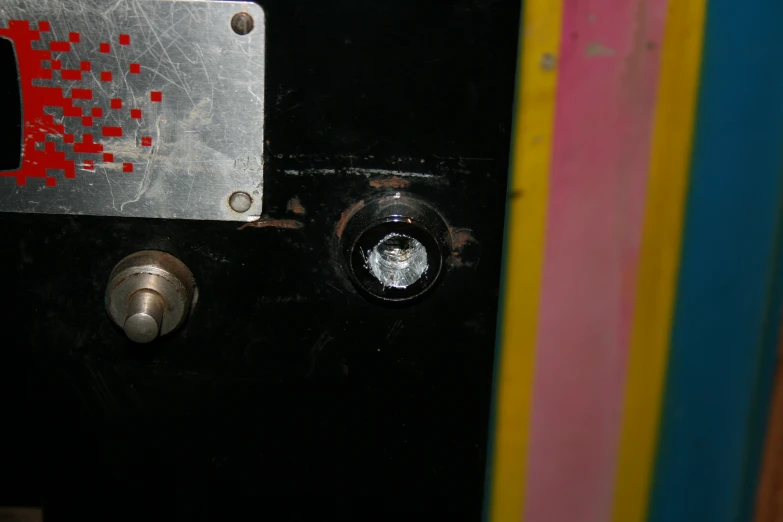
<box><xmin>0</xmin><ymin>0</ymin><xmax>265</xmax><ymax>221</ymax></box>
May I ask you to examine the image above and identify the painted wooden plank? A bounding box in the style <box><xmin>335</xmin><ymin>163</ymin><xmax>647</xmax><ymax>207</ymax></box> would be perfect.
<box><xmin>610</xmin><ymin>1</ymin><xmax>707</xmax><ymax>520</ymax></box>
<box><xmin>484</xmin><ymin>0</ymin><xmax>562</xmax><ymax>520</ymax></box>
<box><xmin>648</xmin><ymin>0</ymin><xmax>783</xmax><ymax>519</ymax></box>
<box><xmin>754</xmin><ymin>329</ymin><xmax>783</xmax><ymax>522</ymax></box>
<box><xmin>523</xmin><ymin>1</ymin><xmax>666</xmax><ymax>520</ymax></box>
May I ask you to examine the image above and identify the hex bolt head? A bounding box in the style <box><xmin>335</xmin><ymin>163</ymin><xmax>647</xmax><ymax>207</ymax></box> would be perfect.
<box><xmin>229</xmin><ymin>191</ymin><xmax>252</xmax><ymax>213</ymax></box>
<box><xmin>231</xmin><ymin>12</ymin><xmax>254</xmax><ymax>35</ymax></box>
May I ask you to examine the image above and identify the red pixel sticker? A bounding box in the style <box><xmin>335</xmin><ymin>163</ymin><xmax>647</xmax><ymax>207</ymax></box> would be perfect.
<box><xmin>0</xmin><ymin>20</ymin><xmax>161</xmax><ymax>185</ymax></box>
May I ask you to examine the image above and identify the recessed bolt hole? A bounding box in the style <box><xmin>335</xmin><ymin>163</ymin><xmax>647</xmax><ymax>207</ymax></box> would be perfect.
<box><xmin>367</xmin><ymin>233</ymin><xmax>428</xmax><ymax>289</ymax></box>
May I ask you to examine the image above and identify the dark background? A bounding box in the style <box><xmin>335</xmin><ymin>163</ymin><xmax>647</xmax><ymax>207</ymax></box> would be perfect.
<box><xmin>0</xmin><ymin>0</ymin><xmax>519</xmax><ymax>520</ymax></box>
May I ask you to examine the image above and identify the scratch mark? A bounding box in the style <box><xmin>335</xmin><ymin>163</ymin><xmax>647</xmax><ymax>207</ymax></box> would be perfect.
<box><xmin>120</xmin><ymin>115</ymin><xmax>161</xmax><ymax>210</ymax></box>
<box><xmin>306</xmin><ymin>332</ymin><xmax>334</xmax><ymax>377</ymax></box>
<box><xmin>283</xmin><ymin>168</ymin><xmax>436</xmax><ymax>179</ymax></box>
<box><xmin>238</xmin><ymin>218</ymin><xmax>303</xmax><ymax>230</ymax></box>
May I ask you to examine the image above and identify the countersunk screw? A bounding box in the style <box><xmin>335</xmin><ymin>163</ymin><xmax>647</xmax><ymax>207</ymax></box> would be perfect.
<box><xmin>229</xmin><ymin>191</ymin><xmax>252</xmax><ymax>213</ymax></box>
<box><xmin>231</xmin><ymin>12</ymin><xmax>254</xmax><ymax>35</ymax></box>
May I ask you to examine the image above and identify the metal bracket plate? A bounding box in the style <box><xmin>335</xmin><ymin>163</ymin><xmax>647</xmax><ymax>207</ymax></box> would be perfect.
<box><xmin>0</xmin><ymin>0</ymin><xmax>265</xmax><ymax>221</ymax></box>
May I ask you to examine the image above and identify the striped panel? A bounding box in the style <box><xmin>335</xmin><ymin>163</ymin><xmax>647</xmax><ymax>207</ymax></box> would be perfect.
<box><xmin>610</xmin><ymin>0</ymin><xmax>707</xmax><ymax>520</ymax></box>
<box><xmin>523</xmin><ymin>1</ymin><xmax>666</xmax><ymax>520</ymax></box>
<box><xmin>649</xmin><ymin>0</ymin><xmax>783</xmax><ymax>519</ymax></box>
<box><xmin>484</xmin><ymin>0</ymin><xmax>562</xmax><ymax>520</ymax></box>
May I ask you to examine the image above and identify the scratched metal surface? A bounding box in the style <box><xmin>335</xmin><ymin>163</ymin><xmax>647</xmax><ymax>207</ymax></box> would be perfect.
<box><xmin>0</xmin><ymin>0</ymin><xmax>265</xmax><ymax>221</ymax></box>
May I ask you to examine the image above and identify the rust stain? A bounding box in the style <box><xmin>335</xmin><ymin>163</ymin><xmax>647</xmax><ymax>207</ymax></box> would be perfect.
<box><xmin>448</xmin><ymin>254</ymin><xmax>465</xmax><ymax>268</ymax></box>
<box><xmin>238</xmin><ymin>218</ymin><xmax>304</xmax><ymax>230</ymax></box>
<box><xmin>286</xmin><ymin>196</ymin><xmax>307</xmax><ymax>215</ymax></box>
<box><xmin>369</xmin><ymin>176</ymin><xmax>410</xmax><ymax>189</ymax></box>
<box><xmin>450</xmin><ymin>227</ymin><xmax>476</xmax><ymax>250</ymax></box>
<box><xmin>335</xmin><ymin>199</ymin><xmax>366</xmax><ymax>238</ymax></box>
<box><xmin>449</xmin><ymin>228</ymin><xmax>478</xmax><ymax>268</ymax></box>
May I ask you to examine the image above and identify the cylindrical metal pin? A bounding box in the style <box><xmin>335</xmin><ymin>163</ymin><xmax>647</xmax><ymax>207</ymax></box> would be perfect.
<box><xmin>123</xmin><ymin>289</ymin><xmax>165</xmax><ymax>344</ymax></box>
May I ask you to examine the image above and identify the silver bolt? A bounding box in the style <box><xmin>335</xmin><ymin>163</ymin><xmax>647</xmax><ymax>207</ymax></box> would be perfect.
<box><xmin>124</xmin><ymin>289</ymin><xmax>165</xmax><ymax>343</ymax></box>
<box><xmin>106</xmin><ymin>251</ymin><xmax>196</xmax><ymax>344</ymax></box>
<box><xmin>229</xmin><ymin>191</ymin><xmax>252</xmax><ymax>213</ymax></box>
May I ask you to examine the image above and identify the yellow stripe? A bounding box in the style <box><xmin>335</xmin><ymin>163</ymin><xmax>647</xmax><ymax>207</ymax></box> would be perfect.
<box><xmin>487</xmin><ymin>1</ymin><xmax>562</xmax><ymax>521</ymax></box>
<box><xmin>611</xmin><ymin>1</ymin><xmax>707</xmax><ymax>521</ymax></box>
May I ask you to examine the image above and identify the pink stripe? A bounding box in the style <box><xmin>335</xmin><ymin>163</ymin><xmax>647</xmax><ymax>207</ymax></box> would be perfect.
<box><xmin>523</xmin><ymin>2</ymin><xmax>667</xmax><ymax>522</ymax></box>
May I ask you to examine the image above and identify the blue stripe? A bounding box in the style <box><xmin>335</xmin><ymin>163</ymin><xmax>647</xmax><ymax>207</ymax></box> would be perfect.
<box><xmin>648</xmin><ymin>1</ymin><xmax>783</xmax><ymax>521</ymax></box>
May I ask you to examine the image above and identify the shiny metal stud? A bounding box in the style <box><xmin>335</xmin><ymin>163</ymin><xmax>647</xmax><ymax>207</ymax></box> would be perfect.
<box><xmin>124</xmin><ymin>289</ymin><xmax>166</xmax><ymax>343</ymax></box>
<box><xmin>229</xmin><ymin>191</ymin><xmax>253</xmax><ymax>213</ymax></box>
<box><xmin>106</xmin><ymin>251</ymin><xmax>197</xmax><ymax>344</ymax></box>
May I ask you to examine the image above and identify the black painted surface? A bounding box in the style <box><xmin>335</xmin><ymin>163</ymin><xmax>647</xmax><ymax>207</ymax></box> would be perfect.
<box><xmin>0</xmin><ymin>1</ymin><xmax>519</xmax><ymax>520</ymax></box>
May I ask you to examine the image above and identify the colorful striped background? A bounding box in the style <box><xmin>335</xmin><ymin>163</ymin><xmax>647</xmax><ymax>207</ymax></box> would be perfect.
<box><xmin>486</xmin><ymin>1</ymin><xmax>783</xmax><ymax>521</ymax></box>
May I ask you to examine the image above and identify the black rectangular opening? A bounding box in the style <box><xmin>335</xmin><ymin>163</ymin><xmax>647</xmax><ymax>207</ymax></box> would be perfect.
<box><xmin>0</xmin><ymin>37</ymin><xmax>22</xmax><ymax>171</ymax></box>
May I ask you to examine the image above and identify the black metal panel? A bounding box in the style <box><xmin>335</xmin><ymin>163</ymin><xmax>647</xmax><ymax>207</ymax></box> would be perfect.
<box><xmin>0</xmin><ymin>1</ymin><xmax>519</xmax><ymax>520</ymax></box>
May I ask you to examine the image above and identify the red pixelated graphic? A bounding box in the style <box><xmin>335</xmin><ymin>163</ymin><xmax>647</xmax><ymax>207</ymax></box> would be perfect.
<box><xmin>61</xmin><ymin>69</ymin><xmax>82</xmax><ymax>81</ymax></box>
<box><xmin>63</xmin><ymin>104</ymin><xmax>82</xmax><ymax>117</ymax></box>
<box><xmin>150</xmin><ymin>91</ymin><xmax>162</xmax><ymax>102</ymax></box>
<box><xmin>71</xmin><ymin>88</ymin><xmax>92</xmax><ymax>99</ymax></box>
<box><xmin>102</xmin><ymin>127</ymin><xmax>122</xmax><ymax>137</ymax></box>
<box><xmin>50</xmin><ymin>41</ymin><xmax>70</xmax><ymax>52</ymax></box>
<box><xmin>130</xmin><ymin>109</ymin><xmax>141</xmax><ymax>119</ymax></box>
<box><xmin>0</xmin><ymin>20</ymin><xmax>158</xmax><ymax>185</ymax></box>
<box><xmin>73</xmin><ymin>134</ymin><xmax>103</xmax><ymax>154</ymax></box>
<box><xmin>0</xmin><ymin>20</ymin><xmax>75</xmax><ymax>183</ymax></box>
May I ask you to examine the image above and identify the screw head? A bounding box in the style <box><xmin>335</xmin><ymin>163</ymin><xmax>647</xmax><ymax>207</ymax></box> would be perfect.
<box><xmin>231</xmin><ymin>12</ymin><xmax>254</xmax><ymax>35</ymax></box>
<box><xmin>229</xmin><ymin>191</ymin><xmax>253</xmax><ymax>213</ymax></box>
